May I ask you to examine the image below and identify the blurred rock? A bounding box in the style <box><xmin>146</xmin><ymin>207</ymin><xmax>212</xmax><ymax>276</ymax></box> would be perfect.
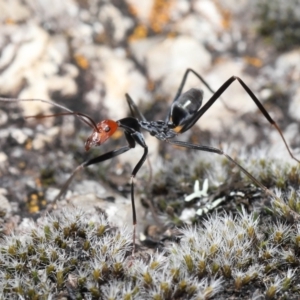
<box><xmin>0</xmin><ymin>109</ymin><xmax>8</xmax><ymax>126</ymax></box>
<box><xmin>32</xmin><ymin>126</ymin><xmax>60</xmax><ymax>150</ymax></box>
<box><xmin>71</xmin><ymin>190</ymin><xmax>133</xmax><ymax>229</ymax></box>
<box><xmin>289</xmin><ymin>87</ymin><xmax>300</xmax><ymax>122</ymax></box>
<box><xmin>130</xmin><ymin>35</ymin><xmax>212</xmax><ymax>96</ymax></box>
<box><xmin>0</xmin><ymin>0</ymin><xmax>31</xmax><ymax>22</ymax></box>
<box><xmin>0</xmin><ymin>188</ymin><xmax>11</xmax><ymax>214</ymax></box>
<box><xmin>10</xmin><ymin>128</ymin><xmax>28</xmax><ymax>144</ymax></box>
<box><xmin>0</xmin><ymin>152</ymin><xmax>8</xmax><ymax>165</ymax></box>
<box><xmin>125</xmin><ymin>0</ymin><xmax>154</xmax><ymax>25</ymax></box>
<box><xmin>199</xmin><ymin>59</ymin><xmax>255</xmax><ymax>133</ymax></box>
<box><xmin>81</xmin><ymin>45</ymin><xmax>149</xmax><ymax>120</ymax></box>
<box><xmin>98</xmin><ymin>4</ymin><xmax>133</xmax><ymax>43</ymax></box>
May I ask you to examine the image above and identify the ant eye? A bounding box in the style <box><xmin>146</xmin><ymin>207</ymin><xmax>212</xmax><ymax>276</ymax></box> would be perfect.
<box><xmin>104</xmin><ymin>126</ymin><xmax>110</xmax><ymax>132</ymax></box>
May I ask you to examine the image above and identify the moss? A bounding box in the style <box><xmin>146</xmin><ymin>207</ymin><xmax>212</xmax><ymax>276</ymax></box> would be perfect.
<box><xmin>254</xmin><ymin>0</ymin><xmax>300</xmax><ymax>51</ymax></box>
<box><xmin>40</xmin><ymin>168</ymin><xmax>56</xmax><ymax>187</ymax></box>
<box><xmin>0</xmin><ymin>198</ymin><xmax>300</xmax><ymax>299</ymax></box>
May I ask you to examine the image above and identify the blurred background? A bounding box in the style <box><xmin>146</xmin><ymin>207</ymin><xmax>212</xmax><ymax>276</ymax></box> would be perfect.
<box><xmin>0</xmin><ymin>0</ymin><xmax>300</xmax><ymax>231</ymax></box>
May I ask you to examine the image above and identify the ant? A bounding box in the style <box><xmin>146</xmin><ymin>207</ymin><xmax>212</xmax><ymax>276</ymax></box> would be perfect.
<box><xmin>1</xmin><ymin>68</ymin><xmax>299</xmax><ymax>254</ymax></box>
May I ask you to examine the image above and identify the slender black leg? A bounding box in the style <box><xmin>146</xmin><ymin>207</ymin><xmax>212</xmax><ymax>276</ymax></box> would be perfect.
<box><xmin>125</xmin><ymin>95</ymin><xmax>153</xmax><ymax>206</ymax></box>
<box><xmin>125</xmin><ymin>94</ymin><xmax>147</xmax><ymax>121</ymax></box>
<box><xmin>129</xmin><ymin>132</ymin><xmax>148</xmax><ymax>255</ymax></box>
<box><xmin>173</xmin><ymin>68</ymin><xmax>220</xmax><ymax>102</ymax></box>
<box><xmin>167</xmin><ymin>69</ymin><xmax>234</xmax><ymax>124</ymax></box>
<box><xmin>178</xmin><ymin>76</ymin><xmax>299</xmax><ymax>163</ymax></box>
<box><xmin>53</xmin><ymin>146</ymin><xmax>131</xmax><ymax>204</ymax></box>
<box><xmin>167</xmin><ymin>139</ymin><xmax>276</xmax><ymax>198</ymax></box>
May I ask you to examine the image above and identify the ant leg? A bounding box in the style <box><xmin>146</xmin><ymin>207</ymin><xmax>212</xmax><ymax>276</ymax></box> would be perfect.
<box><xmin>168</xmin><ymin>69</ymin><xmax>234</xmax><ymax>124</ymax></box>
<box><xmin>167</xmin><ymin>139</ymin><xmax>300</xmax><ymax>222</ymax></box>
<box><xmin>125</xmin><ymin>94</ymin><xmax>147</xmax><ymax>121</ymax></box>
<box><xmin>179</xmin><ymin>76</ymin><xmax>299</xmax><ymax>163</ymax></box>
<box><xmin>174</xmin><ymin>68</ymin><xmax>220</xmax><ymax>101</ymax></box>
<box><xmin>53</xmin><ymin>146</ymin><xmax>131</xmax><ymax>205</ymax></box>
<box><xmin>125</xmin><ymin>94</ymin><xmax>153</xmax><ymax>188</ymax></box>
<box><xmin>167</xmin><ymin>140</ymin><xmax>275</xmax><ymax>197</ymax></box>
<box><xmin>129</xmin><ymin>132</ymin><xmax>148</xmax><ymax>255</ymax></box>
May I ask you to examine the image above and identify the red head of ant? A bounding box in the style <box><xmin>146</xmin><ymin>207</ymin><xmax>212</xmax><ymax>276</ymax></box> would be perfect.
<box><xmin>85</xmin><ymin>120</ymin><xmax>118</xmax><ymax>151</ymax></box>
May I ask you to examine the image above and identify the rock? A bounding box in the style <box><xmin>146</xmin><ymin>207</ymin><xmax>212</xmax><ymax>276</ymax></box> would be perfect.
<box><xmin>175</xmin><ymin>15</ymin><xmax>219</xmax><ymax>47</ymax></box>
<box><xmin>81</xmin><ymin>45</ymin><xmax>149</xmax><ymax>120</ymax></box>
<box><xmin>125</xmin><ymin>0</ymin><xmax>154</xmax><ymax>25</ymax></box>
<box><xmin>71</xmin><ymin>192</ymin><xmax>132</xmax><ymax>229</ymax></box>
<box><xmin>0</xmin><ymin>188</ymin><xmax>11</xmax><ymax>214</ymax></box>
<box><xmin>0</xmin><ymin>151</ymin><xmax>8</xmax><ymax>162</ymax></box>
<box><xmin>197</xmin><ymin>59</ymin><xmax>255</xmax><ymax>133</ymax></box>
<box><xmin>0</xmin><ymin>109</ymin><xmax>8</xmax><ymax>126</ymax></box>
<box><xmin>73</xmin><ymin>180</ymin><xmax>106</xmax><ymax>198</ymax></box>
<box><xmin>170</xmin><ymin>0</ymin><xmax>190</xmax><ymax>20</ymax></box>
<box><xmin>10</xmin><ymin>128</ymin><xmax>28</xmax><ymax>144</ymax></box>
<box><xmin>179</xmin><ymin>208</ymin><xmax>196</xmax><ymax>224</ymax></box>
<box><xmin>193</xmin><ymin>0</ymin><xmax>223</xmax><ymax>29</ymax></box>
<box><xmin>0</xmin><ymin>24</ymin><xmax>78</xmax><ymax>119</ymax></box>
<box><xmin>289</xmin><ymin>87</ymin><xmax>300</xmax><ymax>122</ymax></box>
<box><xmin>131</xmin><ymin>36</ymin><xmax>212</xmax><ymax>96</ymax></box>
<box><xmin>274</xmin><ymin>49</ymin><xmax>300</xmax><ymax>81</ymax></box>
<box><xmin>0</xmin><ymin>0</ymin><xmax>31</xmax><ymax>22</ymax></box>
<box><xmin>0</xmin><ymin>24</ymin><xmax>49</xmax><ymax>95</ymax></box>
<box><xmin>98</xmin><ymin>4</ymin><xmax>133</xmax><ymax>43</ymax></box>
<box><xmin>32</xmin><ymin>126</ymin><xmax>60</xmax><ymax>150</ymax></box>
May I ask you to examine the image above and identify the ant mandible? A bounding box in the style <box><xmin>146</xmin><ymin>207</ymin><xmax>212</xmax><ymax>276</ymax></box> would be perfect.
<box><xmin>1</xmin><ymin>68</ymin><xmax>299</xmax><ymax>254</ymax></box>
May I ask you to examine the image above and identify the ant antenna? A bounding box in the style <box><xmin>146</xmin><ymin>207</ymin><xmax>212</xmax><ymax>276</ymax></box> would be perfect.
<box><xmin>0</xmin><ymin>97</ymin><xmax>99</xmax><ymax>132</ymax></box>
<box><xmin>25</xmin><ymin>112</ymin><xmax>99</xmax><ymax>132</ymax></box>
